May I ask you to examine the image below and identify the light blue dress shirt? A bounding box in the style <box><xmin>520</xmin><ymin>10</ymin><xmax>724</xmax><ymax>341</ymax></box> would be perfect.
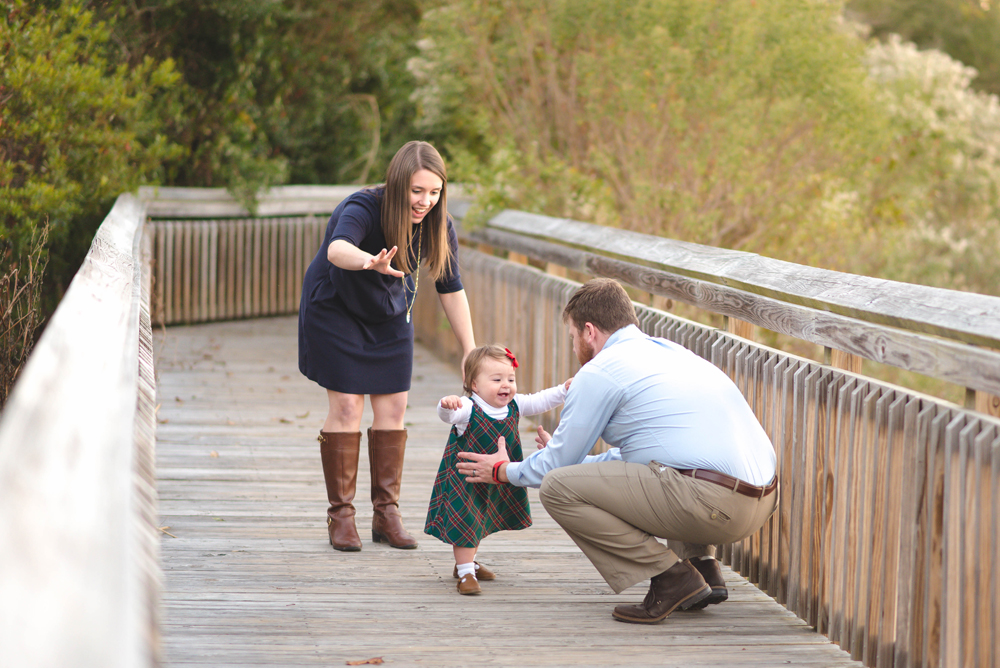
<box><xmin>505</xmin><ymin>325</ymin><xmax>777</xmax><ymax>488</ymax></box>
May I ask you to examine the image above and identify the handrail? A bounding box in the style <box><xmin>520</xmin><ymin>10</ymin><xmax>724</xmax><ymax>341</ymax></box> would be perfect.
<box><xmin>413</xmin><ymin>246</ymin><xmax>1000</xmax><ymax>668</ymax></box>
<box><xmin>472</xmin><ymin>210</ymin><xmax>1000</xmax><ymax>399</ymax></box>
<box><xmin>0</xmin><ymin>193</ymin><xmax>159</xmax><ymax>667</ymax></box>
<box><xmin>24</xmin><ymin>185</ymin><xmax>988</xmax><ymax>668</ymax></box>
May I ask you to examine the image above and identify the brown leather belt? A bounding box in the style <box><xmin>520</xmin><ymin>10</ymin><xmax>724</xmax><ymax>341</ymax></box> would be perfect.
<box><xmin>675</xmin><ymin>468</ymin><xmax>777</xmax><ymax>499</ymax></box>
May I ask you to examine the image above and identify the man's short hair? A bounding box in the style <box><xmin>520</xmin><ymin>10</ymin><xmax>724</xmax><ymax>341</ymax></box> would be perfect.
<box><xmin>562</xmin><ymin>278</ymin><xmax>639</xmax><ymax>333</ymax></box>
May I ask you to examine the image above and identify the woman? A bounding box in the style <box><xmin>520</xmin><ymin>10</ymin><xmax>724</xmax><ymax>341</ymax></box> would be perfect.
<box><xmin>298</xmin><ymin>141</ymin><xmax>476</xmax><ymax>552</ymax></box>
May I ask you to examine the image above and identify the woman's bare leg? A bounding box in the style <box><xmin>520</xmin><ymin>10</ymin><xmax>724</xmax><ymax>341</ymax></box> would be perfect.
<box><xmin>369</xmin><ymin>392</ymin><xmax>407</xmax><ymax>430</ymax></box>
<box><xmin>324</xmin><ymin>390</ymin><xmax>365</xmax><ymax>432</ymax></box>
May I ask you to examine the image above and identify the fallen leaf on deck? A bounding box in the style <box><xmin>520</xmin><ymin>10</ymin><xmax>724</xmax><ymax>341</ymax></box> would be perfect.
<box><xmin>296</xmin><ymin>411</ymin><xmax>310</xmax><ymax>419</ymax></box>
<box><xmin>279</xmin><ymin>418</ymin><xmax>292</xmax><ymax>423</ymax></box>
<box><xmin>210</xmin><ymin>451</ymin><xmax>219</xmax><ymax>458</ymax></box>
<box><xmin>158</xmin><ymin>526</ymin><xmax>177</xmax><ymax>538</ymax></box>
<box><xmin>345</xmin><ymin>659</ymin><xmax>383</xmax><ymax>666</ymax></box>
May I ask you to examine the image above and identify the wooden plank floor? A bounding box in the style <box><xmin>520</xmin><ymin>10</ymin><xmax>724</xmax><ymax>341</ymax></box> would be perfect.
<box><xmin>154</xmin><ymin>316</ymin><xmax>863</xmax><ymax>667</ymax></box>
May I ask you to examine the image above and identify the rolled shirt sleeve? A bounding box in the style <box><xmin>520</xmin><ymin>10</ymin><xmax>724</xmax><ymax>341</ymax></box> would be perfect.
<box><xmin>505</xmin><ymin>367</ymin><xmax>622</xmax><ymax>488</ymax></box>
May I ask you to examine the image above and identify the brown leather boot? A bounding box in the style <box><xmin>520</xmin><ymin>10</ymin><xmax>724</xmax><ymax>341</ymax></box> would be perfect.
<box><xmin>318</xmin><ymin>431</ymin><xmax>362</xmax><ymax>552</ymax></box>
<box><xmin>367</xmin><ymin>428</ymin><xmax>418</xmax><ymax>549</ymax></box>
<box><xmin>612</xmin><ymin>560</ymin><xmax>711</xmax><ymax>624</ymax></box>
<box><xmin>681</xmin><ymin>557</ymin><xmax>728</xmax><ymax>610</ymax></box>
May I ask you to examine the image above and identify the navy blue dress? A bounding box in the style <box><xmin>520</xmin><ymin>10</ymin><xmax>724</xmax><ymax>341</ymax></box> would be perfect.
<box><xmin>298</xmin><ymin>188</ymin><xmax>463</xmax><ymax>394</ymax></box>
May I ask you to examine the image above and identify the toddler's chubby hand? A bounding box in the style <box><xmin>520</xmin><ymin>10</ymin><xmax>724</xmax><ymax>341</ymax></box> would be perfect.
<box><xmin>439</xmin><ymin>395</ymin><xmax>464</xmax><ymax>410</ymax></box>
<box><xmin>563</xmin><ymin>376</ymin><xmax>574</xmax><ymax>391</ymax></box>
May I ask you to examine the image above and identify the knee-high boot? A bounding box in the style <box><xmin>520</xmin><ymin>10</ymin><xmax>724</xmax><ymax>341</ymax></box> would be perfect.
<box><xmin>318</xmin><ymin>431</ymin><xmax>362</xmax><ymax>551</ymax></box>
<box><xmin>367</xmin><ymin>428</ymin><xmax>418</xmax><ymax>549</ymax></box>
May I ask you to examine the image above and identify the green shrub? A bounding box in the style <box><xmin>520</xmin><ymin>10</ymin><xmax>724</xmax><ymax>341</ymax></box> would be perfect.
<box><xmin>0</xmin><ymin>0</ymin><xmax>180</xmax><ymax>403</ymax></box>
<box><xmin>413</xmin><ymin>0</ymin><xmax>1000</xmax><ymax>296</ymax></box>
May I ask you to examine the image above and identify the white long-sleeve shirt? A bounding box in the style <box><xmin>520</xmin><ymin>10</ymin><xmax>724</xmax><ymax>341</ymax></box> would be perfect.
<box><xmin>437</xmin><ymin>385</ymin><xmax>568</xmax><ymax>437</ymax></box>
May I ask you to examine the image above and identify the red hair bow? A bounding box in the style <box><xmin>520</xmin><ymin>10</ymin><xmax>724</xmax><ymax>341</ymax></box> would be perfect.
<box><xmin>504</xmin><ymin>348</ymin><xmax>519</xmax><ymax>368</ymax></box>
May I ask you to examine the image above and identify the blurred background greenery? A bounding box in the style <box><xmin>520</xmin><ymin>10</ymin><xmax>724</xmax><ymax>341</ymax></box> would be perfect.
<box><xmin>2</xmin><ymin>0</ymin><xmax>999</xmax><ymax>398</ymax></box>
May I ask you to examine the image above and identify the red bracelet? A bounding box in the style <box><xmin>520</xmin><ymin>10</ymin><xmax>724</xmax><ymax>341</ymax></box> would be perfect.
<box><xmin>492</xmin><ymin>461</ymin><xmax>504</xmax><ymax>483</ymax></box>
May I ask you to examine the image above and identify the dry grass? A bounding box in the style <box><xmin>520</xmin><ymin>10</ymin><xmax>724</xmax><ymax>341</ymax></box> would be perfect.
<box><xmin>0</xmin><ymin>222</ymin><xmax>49</xmax><ymax>407</ymax></box>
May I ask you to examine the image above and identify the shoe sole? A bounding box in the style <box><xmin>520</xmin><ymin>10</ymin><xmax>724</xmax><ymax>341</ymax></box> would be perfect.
<box><xmin>680</xmin><ymin>587</ymin><xmax>728</xmax><ymax>611</ymax></box>
<box><xmin>331</xmin><ymin>544</ymin><xmax>362</xmax><ymax>552</ymax></box>
<box><xmin>612</xmin><ymin>584</ymin><xmax>712</xmax><ymax>624</ymax></box>
<box><xmin>372</xmin><ymin>530</ymin><xmax>418</xmax><ymax>549</ymax></box>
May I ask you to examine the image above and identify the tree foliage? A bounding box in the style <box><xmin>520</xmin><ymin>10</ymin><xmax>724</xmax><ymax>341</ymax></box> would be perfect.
<box><xmin>93</xmin><ymin>0</ymin><xmax>424</xmax><ymax>202</ymax></box>
<box><xmin>0</xmin><ymin>0</ymin><xmax>180</xmax><ymax>401</ymax></box>
<box><xmin>416</xmin><ymin>2</ymin><xmax>888</xmax><ymax>253</ymax></box>
<box><xmin>1</xmin><ymin>0</ymin><xmax>179</xmax><ymax>258</ymax></box>
<box><xmin>848</xmin><ymin>0</ymin><xmax>1000</xmax><ymax>96</ymax></box>
<box><xmin>414</xmin><ymin>0</ymin><xmax>1000</xmax><ymax>296</ymax></box>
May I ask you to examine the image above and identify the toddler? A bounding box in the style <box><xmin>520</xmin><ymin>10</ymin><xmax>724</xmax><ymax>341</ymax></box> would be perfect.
<box><xmin>424</xmin><ymin>344</ymin><xmax>570</xmax><ymax>595</ymax></box>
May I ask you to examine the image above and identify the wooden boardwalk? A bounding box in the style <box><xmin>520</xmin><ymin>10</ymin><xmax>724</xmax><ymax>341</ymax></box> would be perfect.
<box><xmin>154</xmin><ymin>316</ymin><xmax>863</xmax><ymax>667</ymax></box>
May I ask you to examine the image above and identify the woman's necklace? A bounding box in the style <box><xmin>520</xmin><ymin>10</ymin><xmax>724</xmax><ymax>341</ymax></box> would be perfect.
<box><xmin>403</xmin><ymin>227</ymin><xmax>422</xmax><ymax>324</ymax></box>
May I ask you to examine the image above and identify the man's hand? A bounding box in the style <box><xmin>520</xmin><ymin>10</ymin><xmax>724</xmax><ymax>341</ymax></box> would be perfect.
<box><xmin>362</xmin><ymin>246</ymin><xmax>404</xmax><ymax>277</ymax></box>
<box><xmin>440</xmin><ymin>395</ymin><xmax>463</xmax><ymax>410</ymax></box>
<box><xmin>535</xmin><ymin>425</ymin><xmax>551</xmax><ymax>450</ymax></box>
<box><xmin>457</xmin><ymin>436</ymin><xmax>511</xmax><ymax>484</ymax></box>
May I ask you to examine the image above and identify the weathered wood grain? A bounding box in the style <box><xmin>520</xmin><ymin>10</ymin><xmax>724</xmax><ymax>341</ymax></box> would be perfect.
<box><xmin>0</xmin><ymin>193</ymin><xmax>159</xmax><ymax>668</ymax></box>
<box><xmin>471</xmin><ymin>226</ymin><xmax>1000</xmax><ymax>397</ymax></box>
<box><xmin>155</xmin><ymin>316</ymin><xmax>864</xmax><ymax>667</ymax></box>
<box><xmin>482</xmin><ymin>211</ymin><xmax>1000</xmax><ymax>348</ymax></box>
<box><xmin>430</xmin><ymin>250</ymin><xmax>1000</xmax><ymax>668</ymax></box>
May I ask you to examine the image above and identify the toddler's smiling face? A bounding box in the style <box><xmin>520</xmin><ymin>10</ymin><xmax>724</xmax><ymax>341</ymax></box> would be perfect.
<box><xmin>470</xmin><ymin>357</ymin><xmax>517</xmax><ymax>409</ymax></box>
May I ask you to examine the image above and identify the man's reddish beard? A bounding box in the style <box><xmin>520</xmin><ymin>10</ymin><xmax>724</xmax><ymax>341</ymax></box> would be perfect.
<box><xmin>576</xmin><ymin>337</ymin><xmax>596</xmax><ymax>365</ymax></box>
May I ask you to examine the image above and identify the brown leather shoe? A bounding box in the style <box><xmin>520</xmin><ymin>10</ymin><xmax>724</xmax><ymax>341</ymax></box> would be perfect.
<box><xmin>452</xmin><ymin>562</ymin><xmax>496</xmax><ymax>581</ymax></box>
<box><xmin>368</xmin><ymin>428</ymin><xmax>418</xmax><ymax>549</ymax></box>
<box><xmin>318</xmin><ymin>431</ymin><xmax>362</xmax><ymax>552</ymax></box>
<box><xmin>612</xmin><ymin>560</ymin><xmax>711</xmax><ymax>624</ymax></box>
<box><xmin>456</xmin><ymin>573</ymin><xmax>482</xmax><ymax>595</ymax></box>
<box><xmin>681</xmin><ymin>557</ymin><xmax>728</xmax><ymax>610</ymax></box>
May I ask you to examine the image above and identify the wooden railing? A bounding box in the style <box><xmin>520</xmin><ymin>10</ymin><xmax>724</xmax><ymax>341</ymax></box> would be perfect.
<box><xmin>140</xmin><ymin>186</ymin><xmax>358</xmax><ymax>325</ymax></box>
<box><xmin>13</xmin><ymin>185</ymin><xmax>994</xmax><ymax>668</ymax></box>
<box><xmin>0</xmin><ymin>194</ymin><xmax>159</xmax><ymax>667</ymax></box>
<box><xmin>414</xmin><ymin>211</ymin><xmax>1000</xmax><ymax>668</ymax></box>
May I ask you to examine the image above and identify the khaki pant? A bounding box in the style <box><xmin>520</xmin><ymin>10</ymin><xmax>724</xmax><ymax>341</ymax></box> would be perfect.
<box><xmin>539</xmin><ymin>461</ymin><xmax>777</xmax><ymax>593</ymax></box>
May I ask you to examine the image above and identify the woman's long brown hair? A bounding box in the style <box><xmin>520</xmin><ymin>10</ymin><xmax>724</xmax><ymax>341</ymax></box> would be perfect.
<box><xmin>381</xmin><ymin>141</ymin><xmax>452</xmax><ymax>281</ymax></box>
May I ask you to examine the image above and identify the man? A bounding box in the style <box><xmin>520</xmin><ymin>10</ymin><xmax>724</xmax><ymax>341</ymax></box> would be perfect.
<box><xmin>458</xmin><ymin>278</ymin><xmax>777</xmax><ymax>623</ymax></box>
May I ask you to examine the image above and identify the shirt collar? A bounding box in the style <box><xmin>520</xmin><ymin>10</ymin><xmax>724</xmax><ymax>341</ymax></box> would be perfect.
<box><xmin>601</xmin><ymin>324</ymin><xmax>644</xmax><ymax>352</ymax></box>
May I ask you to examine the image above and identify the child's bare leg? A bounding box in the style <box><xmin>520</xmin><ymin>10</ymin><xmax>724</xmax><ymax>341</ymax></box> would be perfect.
<box><xmin>453</xmin><ymin>545</ymin><xmax>477</xmax><ymax>567</ymax></box>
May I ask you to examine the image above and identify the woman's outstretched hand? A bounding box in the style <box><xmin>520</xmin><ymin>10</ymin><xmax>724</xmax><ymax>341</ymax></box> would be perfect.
<box><xmin>362</xmin><ymin>246</ymin><xmax>405</xmax><ymax>277</ymax></box>
<box><xmin>457</xmin><ymin>436</ymin><xmax>511</xmax><ymax>484</ymax></box>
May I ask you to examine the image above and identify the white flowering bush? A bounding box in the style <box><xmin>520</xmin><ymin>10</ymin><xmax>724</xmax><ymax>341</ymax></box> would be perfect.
<box><xmin>863</xmin><ymin>35</ymin><xmax>1000</xmax><ymax>294</ymax></box>
<box><xmin>867</xmin><ymin>35</ymin><xmax>1000</xmax><ymax>200</ymax></box>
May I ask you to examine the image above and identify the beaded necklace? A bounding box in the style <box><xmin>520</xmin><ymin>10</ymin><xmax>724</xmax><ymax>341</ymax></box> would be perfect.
<box><xmin>403</xmin><ymin>226</ymin><xmax>422</xmax><ymax>324</ymax></box>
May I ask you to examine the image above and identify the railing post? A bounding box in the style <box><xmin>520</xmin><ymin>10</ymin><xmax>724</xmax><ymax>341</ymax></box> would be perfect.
<box><xmin>824</xmin><ymin>346</ymin><xmax>863</xmax><ymax>374</ymax></box>
<box><xmin>725</xmin><ymin>315</ymin><xmax>756</xmax><ymax>341</ymax></box>
<box><xmin>545</xmin><ymin>262</ymin><xmax>566</xmax><ymax>277</ymax></box>
<box><xmin>508</xmin><ymin>251</ymin><xmax>528</xmax><ymax>265</ymax></box>
<box><xmin>966</xmin><ymin>389</ymin><xmax>1000</xmax><ymax>416</ymax></box>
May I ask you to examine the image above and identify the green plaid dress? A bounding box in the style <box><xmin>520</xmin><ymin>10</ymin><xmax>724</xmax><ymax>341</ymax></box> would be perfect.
<box><xmin>424</xmin><ymin>401</ymin><xmax>532</xmax><ymax>547</ymax></box>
